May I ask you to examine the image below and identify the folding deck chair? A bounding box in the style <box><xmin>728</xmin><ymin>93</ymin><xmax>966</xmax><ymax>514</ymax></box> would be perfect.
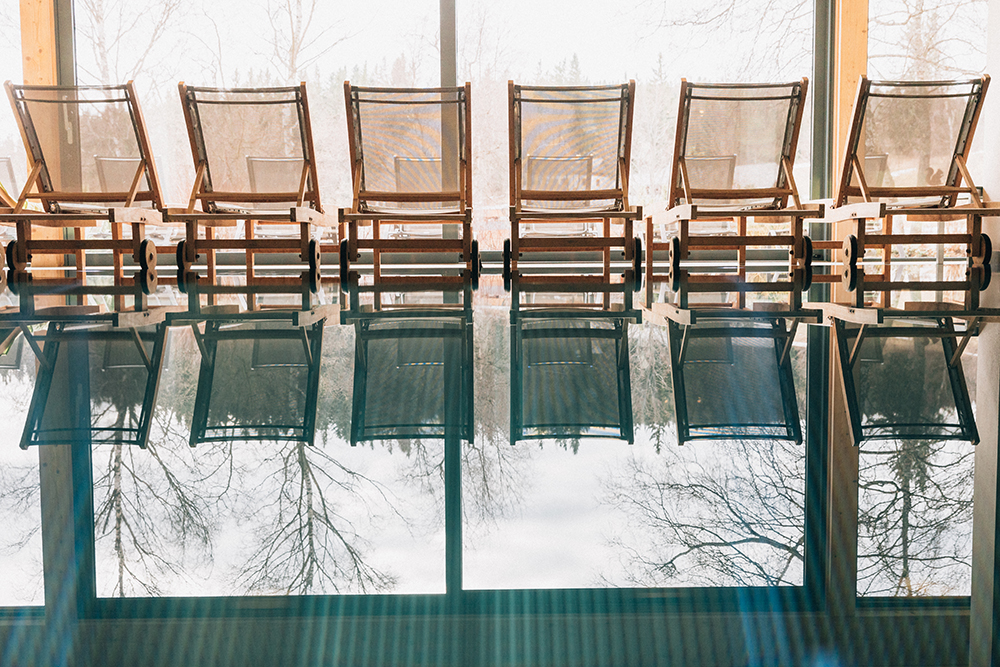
<box><xmin>506</xmin><ymin>81</ymin><xmax>642</xmax><ymax>288</ymax></box>
<box><xmin>339</xmin><ymin>83</ymin><xmax>479</xmax><ymax>286</ymax></box>
<box><xmin>166</xmin><ymin>293</ymin><xmax>335</xmax><ymax>447</ymax></box>
<box><xmin>1</xmin><ymin>82</ymin><xmax>164</xmax><ymax>293</ymax></box>
<box><xmin>0</xmin><ymin>299</ymin><xmax>170</xmax><ymax>449</ymax></box>
<box><xmin>171</xmin><ymin>83</ymin><xmax>332</xmax><ymax>293</ymax></box>
<box><xmin>825</xmin><ymin>77</ymin><xmax>994</xmax><ymax>305</ymax></box>
<box><xmin>341</xmin><ymin>279</ymin><xmax>474</xmax><ymax>445</ymax></box>
<box><xmin>643</xmin><ymin>271</ymin><xmax>816</xmax><ymax>446</ymax></box>
<box><xmin>509</xmin><ymin>275</ymin><xmax>639</xmax><ymax>445</ymax></box>
<box><xmin>821</xmin><ymin>76</ymin><xmax>998</xmax><ymax>447</ymax></box>
<box><xmin>646</xmin><ymin>79</ymin><xmax>819</xmax><ymax>303</ymax></box>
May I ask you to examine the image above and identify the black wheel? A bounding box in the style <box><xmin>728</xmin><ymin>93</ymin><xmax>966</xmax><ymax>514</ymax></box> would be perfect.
<box><xmin>138</xmin><ymin>239</ymin><xmax>157</xmax><ymax>270</ymax></box>
<box><xmin>339</xmin><ymin>239</ymin><xmax>350</xmax><ymax>284</ymax></box>
<box><xmin>137</xmin><ymin>268</ymin><xmax>157</xmax><ymax>295</ymax></box>
<box><xmin>308</xmin><ymin>266</ymin><xmax>321</xmax><ymax>294</ymax></box>
<box><xmin>503</xmin><ymin>238</ymin><xmax>512</xmax><ymax>281</ymax></box>
<box><xmin>470</xmin><ymin>239</ymin><xmax>481</xmax><ymax>280</ymax></box>
<box><xmin>842</xmin><ymin>263</ymin><xmax>859</xmax><ymax>292</ymax></box>
<box><xmin>974</xmin><ymin>233</ymin><xmax>993</xmax><ymax>265</ymax></box>
<box><xmin>176</xmin><ymin>239</ymin><xmax>194</xmax><ymax>271</ymax></box>
<box><xmin>6</xmin><ymin>240</ymin><xmax>26</xmax><ymax>271</ymax></box>
<box><xmin>632</xmin><ymin>237</ymin><xmax>642</xmax><ymax>285</ymax></box>
<box><xmin>843</xmin><ymin>235</ymin><xmax>859</xmax><ymax>265</ymax></box>
<box><xmin>982</xmin><ymin>262</ymin><xmax>993</xmax><ymax>292</ymax></box>
<box><xmin>308</xmin><ymin>239</ymin><xmax>321</xmax><ymax>272</ymax></box>
<box><xmin>6</xmin><ymin>269</ymin><xmax>28</xmax><ymax>294</ymax></box>
<box><xmin>971</xmin><ymin>263</ymin><xmax>992</xmax><ymax>292</ymax></box>
<box><xmin>801</xmin><ymin>264</ymin><xmax>813</xmax><ymax>292</ymax></box>
<box><xmin>802</xmin><ymin>235</ymin><xmax>813</xmax><ymax>268</ymax></box>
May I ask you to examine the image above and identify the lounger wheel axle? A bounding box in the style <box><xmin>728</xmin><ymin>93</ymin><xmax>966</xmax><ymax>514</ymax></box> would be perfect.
<box><xmin>137</xmin><ymin>268</ymin><xmax>157</xmax><ymax>295</ymax></box>
<box><xmin>6</xmin><ymin>241</ymin><xmax>26</xmax><ymax>271</ymax></box>
<box><xmin>339</xmin><ymin>239</ymin><xmax>350</xmax><ymax>284</ymax></box>
<box><xmin>842</xmin><ymin>263</ymin><xmax>859</xmax><ymax>292</ymax></box>
<box><xmin>6</xmin><ymin>269</ymin><xmax>29</xmax><ymax>294</ymax></box>
<box><xmin>470</xmin><ymin>239</ymin><xmax>481</xmax><ymax>289</ymax></box>
<box><xmin>667</xmin><ymin>236</ymin><xmax>681</xmax><ymax>292</ymax></box>
<box><xmin>138</xmin><ymin>239</ymin><xmax>157</xmax><ymax>270</ymax></box>
<box><xmin>843</xmin><ymin>235</ymin><xmax>859</xmax><ymax>265</ymax></box>
<box><xmin>176</xmin><ymin>240</ymin><xmax>196</xmax><ymax>272</ymax></box>
<box><xmin>631</xmin><ymin>236</ymin><xmax>642</xmax><ymax>292</ymax></box>
<box><xmin>970</xmin><ymin>263</ymin><xmax>992</xmax><ymax>292</ymax></box>
<box><xmin>972</xmin><ymin>233</ymin><xmax>992</xmax><ymax>265</ymax></box>
<box><xmin>502</xmin><ymin>239</ymin><xmax>512</xmax><ymax>283</ymax></box>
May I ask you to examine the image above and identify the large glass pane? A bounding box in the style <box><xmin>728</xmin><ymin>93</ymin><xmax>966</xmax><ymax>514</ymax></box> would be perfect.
<box><xmin>0</xmin><ymin>333</ymin><xmax>43</xmax><ymax>606</ymax></box>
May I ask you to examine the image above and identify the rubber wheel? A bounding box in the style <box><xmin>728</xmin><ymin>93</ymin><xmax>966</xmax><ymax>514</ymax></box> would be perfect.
<box><xmin>843</xmin><ymin>235</ymin><xmax>859</xmax><ymax>265</ymax></box>
<box><xmin>6</xmin><ymin>269</ymin><xmax>28</xmax><ymax>295</ymax></box>
<box><xmin>308</xmin><ymin>239</ymin><xmax>321</xmax><ymax>272</ymax></box>
<box><xmin>974</xmin><ymin>233</ymin><xmax>992</xmax><ymax>265</ymax></box>
<box><xmin>139</xmin><ymin>239</ymin><xmax>157</xmax><ymax>270</ymax></box>
<box><xmin>503</xmin><ymin>238</ymin><xmax>512</xmax><ymax>281</ymax></box>
<box><xmin>632</xmin><ymin>237</ymin><xmax>642</xmax><ymax>291</ymax></box>
<box><xmin>138</xmin><ymin>268</ymin><xmax>157</xmax><ymax>295</ymax></box>
<box><xmin>470</xmin><ymin>239</ymin><xmax>481</xmax><ymax>285</ymax></box>
<box><xmin>801</xmin><ymin>264</ymin><xmax>813</xmax><ymax>292</ymax></box>
<box><xmin>6</xmin><ymin>240</ymin><xmax>26</xmax><ymax>271</ymax></box>
<box><xmin>802</xmin><ymin>235</ymin><xmax>813</xmax><ymax>268</ymax></box>
<box><xmin>842</xmin><ymin>263</ymin><xmax>859</xmax><ymax>292</ymax></box>
<box><xmin>306</xmin><ymin>266</ymin><xmax>323</xmax><ymax>294</ymax></box>
<box><xmin>176</xmin><ymin>239</ymin><xmax>194</xmax><ymax>271</ymax></box>
<box><xmin>972</xmin><ymin>263</ymin><xmax>992</xmax><ymax>292</ymax></box>
<box><xmin>503</xmin><ymin>274</ymin><xmax>511</xmax><ymax>293</ymax></box>
<box><xmin>339</xmin><ymin>239</ymin><xmax>350</xmax><ymax>284</ymax></box>
<box><xmin>982</xmin><ymin>262</ymin><xmax>993</xmax><ymax>292</ymax></box>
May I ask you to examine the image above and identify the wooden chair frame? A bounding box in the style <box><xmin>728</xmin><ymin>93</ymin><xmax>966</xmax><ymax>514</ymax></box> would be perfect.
<box><xmin>646</xmin><ymin>79</ymin><xmax>820</xmax><ymax>310</ymax></box>
<box><xmin>2</xmin><ymin>311</ymin><xmax>170</xmax><ymax>449</ymax></box>
<box><xmin>822</xmin><ymin>76</ymin><xmax>998</xmax><ymax>308</ymax></box>
<box><xmin>642</xmin><ymin>270</ymin><xmax>819</xmax><ymax>446</ymax></box>
<box><xmin>0</xmin><ymin>81</ymin><xmax>164</xmax><ymax>292</ymax></box>
<box><xmin>338</xmin><ymin>82</ymin><xmax>477</xmax><ymax>286</ymax></box>
<box><xmin>507</xmin><ymin>81</ymin><xmax>642</xmax><ymax>287</ymax></box>
<box><xmin>169</xmin><ymin>83</ymin><xmax>333</xmax><ymax>294</ymax></box>
<box><xmin>509</xmin><ymin>276</ymin><xmax>640</xmax><ymax>445</ymax></box>
<box><xmin>341</xmin><ymin>280</ymin><xmax>474</xmax><ymax>445</ymax></box>
<box><xmin>828</xmin><ymin>305</ymin><xmax>983</xmax><ymax>447</ymax></box>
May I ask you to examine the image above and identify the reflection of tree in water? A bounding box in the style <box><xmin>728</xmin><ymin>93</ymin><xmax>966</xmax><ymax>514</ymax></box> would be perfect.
<box><xmin>855</xmin><ymin>336</ymin><xmax>974</xmax><ymax>596</ymax></box>
<box><xmin>605</xmin><ymin>438</ymin><xmax>805</xmax><ymax>587</ymax></box>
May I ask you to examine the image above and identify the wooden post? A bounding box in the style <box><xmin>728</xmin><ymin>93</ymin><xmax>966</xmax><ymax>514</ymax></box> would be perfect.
<box><xmin>970</xmin><ymin>1</ymin><xmax>1000</xmax><ymax>664</ymax></box>
<box><xmin>827</xmin><ymin>0</ymin><xmax>867</xmax><ymax>663</ymax></box>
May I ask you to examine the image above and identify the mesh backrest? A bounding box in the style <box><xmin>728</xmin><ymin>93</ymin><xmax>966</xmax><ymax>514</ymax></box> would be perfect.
<box><xmin>520</xmin><ymin>320</ymin><xmax>621</xmax><ymax>434</ymax></box>
<box><xmin>681</xmin><ymin>328</ymin><xmax>792</xmax><ymax>439</ymax></box>
<box><xmin>349</xmin><ymin>86</ymin><xmax>467</xmax><ymax>212</ymax></box>
<box><xmin>201</xmin><ymin>325</ymin><xmax>312</xmax><ymax>441</ymax></box>
<box><xmin>851</xmin><ymin>334</ymin><xmax>963</xmax><ymax>441</ymax></box>
<box><xmin>8</xmin><ymin>83</ymin><xmax>160</xmax><ymax>209</ymax></box>
<box><xmin>31</xmin><ymin>329</ymin><xmax>157</xmax><ymax>446</ymax></box>
<box><xmin>512</xmin><ymin>83</ymin><xmax>631</xmax><ymax>211</ymax></box>
<box><xmin>247</xmin><ymin>156</ymin><xmax>306</xmax><ymax>211</ymax></box>
<box><xmin>183</xmin><ymin>86</ymin><xmax>314</xmax><ymax>210</ymax></box>
<box><xmin>0</xmin><ymin>156</ymin><xmax>18</xmax><ymax>196</ymax></box>
<box><xmin>673</xmin><ymin>81</ymin><xmax>805</xmax><ymax>208</ymax></box>
<box><xmin>840</xmin><ymin>78</ymin><xmax>986</xmax><ymax>206</ymax></box>
<box><xmin>359</xmin><ymin>320</ymin><xmax>465</xmax><ymax>438</ymax></box>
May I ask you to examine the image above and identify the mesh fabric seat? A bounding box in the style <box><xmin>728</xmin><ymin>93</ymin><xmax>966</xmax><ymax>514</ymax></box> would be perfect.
<box><xmin>828</xmin><ymin>77</ymin><xmax>995</xmax><ymax>309</ymax></box>
<box><xmin>19</xmin><ymin>320</ymin><xmax>166</xmax><ymax>449</ymax></box>
<box><xmin>506</xmin><ymin>81</ymin><xmax>642</xmax><ymax>285</ymax></box>
<box><xmin>831</xmin><ymin>315</ymin><xmax>978</xmax><ymax>446</ymax></box>
<box><xmin>511</xmin><ymin>317</ymin><xmax>633</xmax><ymax>444</ymax></box>
<box><xmin>188</xmin><ymin>319</ymin><xmax>325</xmax><ymax>446</ymax></box>
<box><xmin>341</xmin><ymin>280</ymin><xmax>474</xmax><ymax>445</ymax></box>
<box><xmin>666</xmin><ymin>318</ymin><xmax>802</xmax><ymax>445</ymax></box>
<box><xmin>647</xmin><ymin>80</ymin><xmax>817</xmax><ymax>312</ymax></box>
<box><xmin>0</xmin><ymin>81</ymin><xmax>164</xmax><ymax>292</ymax></box>
<box><xmin>171</xmin><ymin>83</ymin><xmax>332</xmax><ymax>293</ymax></box>
<box><xmin>339</xmin><ymin>83</ymin><xmax>477</xmax><ymax>285</ymax></box>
